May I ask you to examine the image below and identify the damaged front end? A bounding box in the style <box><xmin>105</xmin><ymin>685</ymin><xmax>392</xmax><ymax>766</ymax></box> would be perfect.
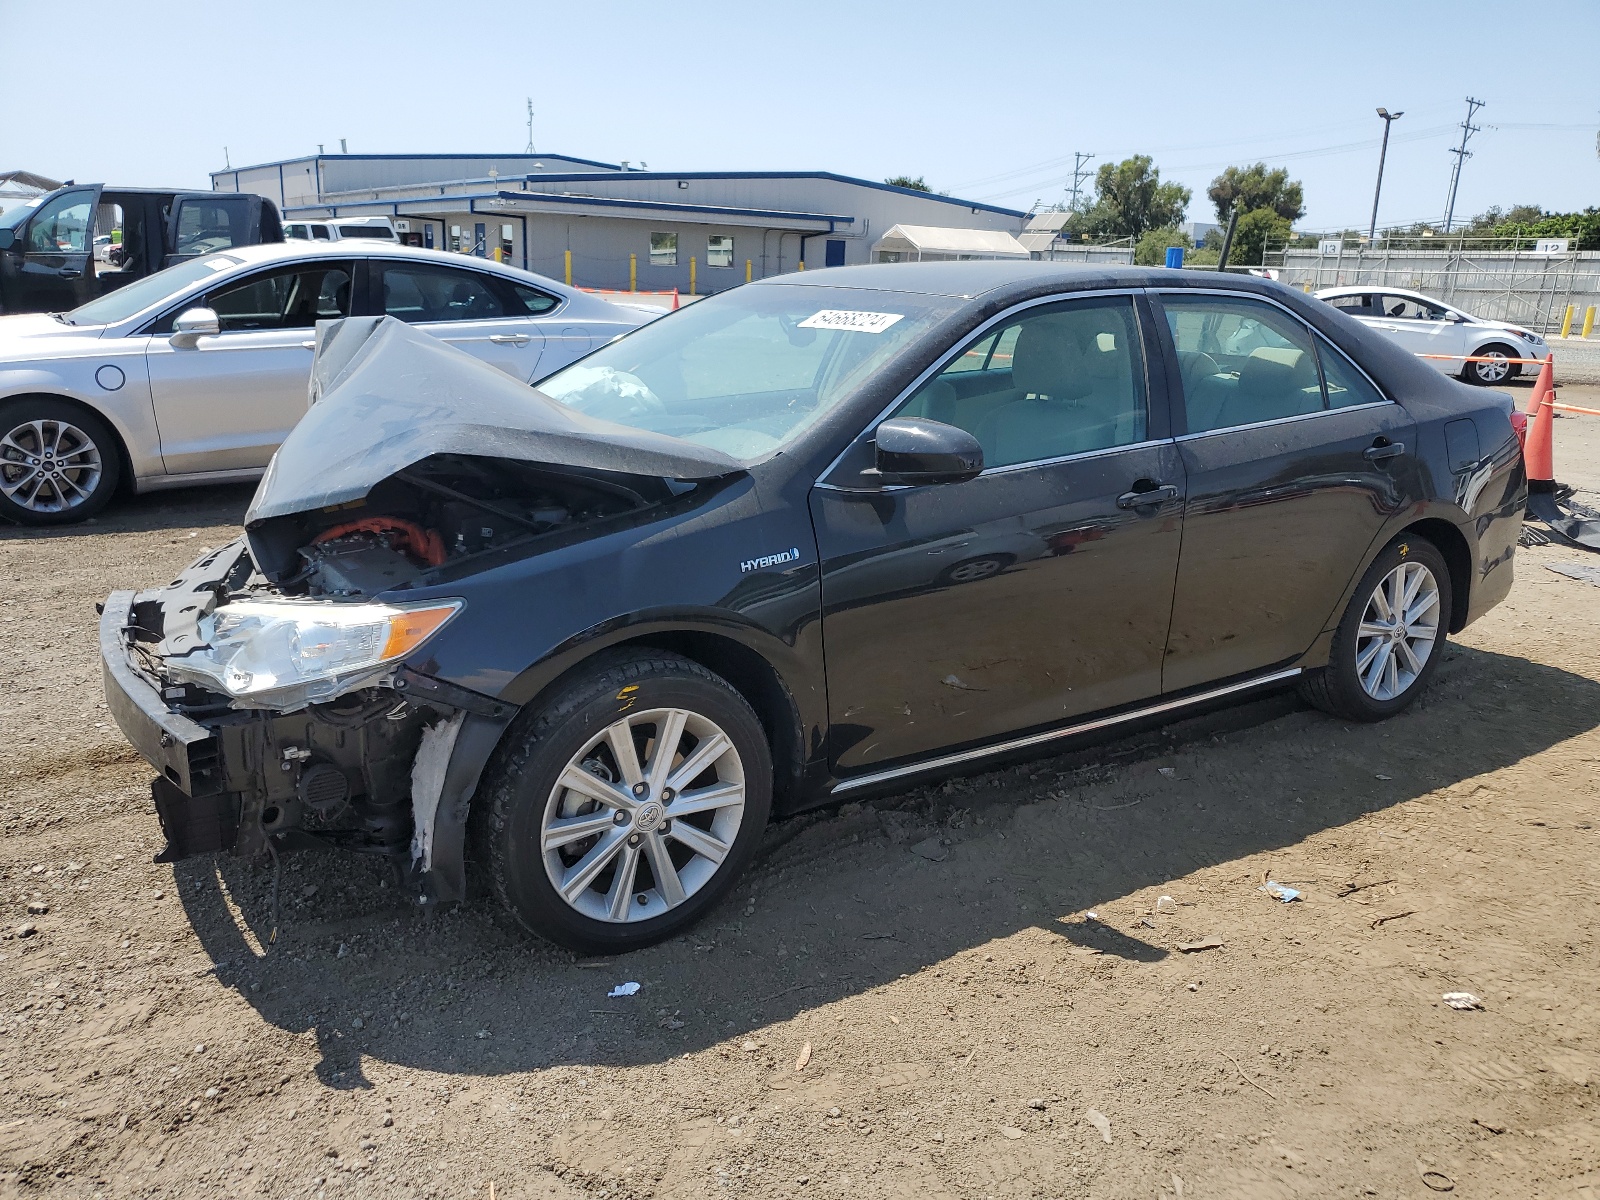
<box><xmin>100</xmin><ymin>315</ymin><xmax>742</xmax><ymax>901</ymax></box>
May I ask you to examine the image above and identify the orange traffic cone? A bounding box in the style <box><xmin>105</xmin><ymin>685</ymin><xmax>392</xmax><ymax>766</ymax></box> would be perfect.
<box><xmin>1524</xmin><ymin>379</ymin><xmax>1555</xmax><ymax>491</ymax></box>
<box><xmin>1525</xmin><ymin>352</ymin><xmax>1554</xmax><ymax>414</ymax></box>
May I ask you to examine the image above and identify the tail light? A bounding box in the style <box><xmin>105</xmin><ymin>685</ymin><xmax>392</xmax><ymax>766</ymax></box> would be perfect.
<box><xmin>1510</xmin><ymin>409</ymin><xmax>1528</xmax><ymax>449</ymax></box>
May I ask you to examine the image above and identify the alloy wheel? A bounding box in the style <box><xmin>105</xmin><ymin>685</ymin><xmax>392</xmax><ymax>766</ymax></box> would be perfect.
<box><xmin>541</xmin><ymin>707</ymin><xmax>746</xmax><ymax>923</ymax></box>
<box><xmin>0</xmin><ymin>418</ymin><xmax>104</xmax><ymax>514</ymax></box>
<box><xmin>1355</xmin><ymin>561</ymin><xmax>1441</xmax><ymax>701</ymax></box>
<box><xmin>1473</xmin><ymin>351</ymin><xmax>1510</xmax><ymax>383</ymax></box>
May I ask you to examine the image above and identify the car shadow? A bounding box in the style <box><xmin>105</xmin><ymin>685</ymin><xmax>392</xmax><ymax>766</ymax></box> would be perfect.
<box><xmin>170</xmin><ymin>642</ymin><xmax>1598</xmax><ymax>1089</ymax></box>
<box><xmin>0</xmin><ymin>483</ymin><xmax>253</xmax><ymax>538</ymax></box>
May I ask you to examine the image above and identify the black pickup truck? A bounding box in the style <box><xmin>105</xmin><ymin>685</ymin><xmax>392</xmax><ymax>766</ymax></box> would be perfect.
<box><xmin>0</xmin><ymin>184</ymin><xmax>283</xmax><ymax>314</ymax></box>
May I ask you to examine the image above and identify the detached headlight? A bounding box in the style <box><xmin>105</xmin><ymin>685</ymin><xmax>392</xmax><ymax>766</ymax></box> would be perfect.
<box><xmin>163</xmin><ymin>598</ymin><xmax>462</xmax><ymax>711</ymax></box>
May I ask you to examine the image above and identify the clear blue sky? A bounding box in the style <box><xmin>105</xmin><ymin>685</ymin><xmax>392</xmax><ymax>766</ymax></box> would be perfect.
<box><xmin>6</xmin><ymin>0</ymin><xmax>1597</xmax><ymax>231</ymax></box>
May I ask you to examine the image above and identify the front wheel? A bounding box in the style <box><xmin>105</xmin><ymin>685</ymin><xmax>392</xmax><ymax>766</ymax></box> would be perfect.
<box><xmin>476</xmin><ymin>651</ymin><xmax>772</xmax><ymax>954</ymax></box>
<box><xmin>1299</xmin><ymin>535</ymin><xmax>1452</xmax><ymax>722</ymax></box>
<box><xmin>1464</xmin><ymin>344</ymin><xmax>1517</xmax><ymax>386</ymax></box>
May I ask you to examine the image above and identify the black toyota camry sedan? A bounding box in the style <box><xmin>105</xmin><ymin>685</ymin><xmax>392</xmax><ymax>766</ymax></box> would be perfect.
<box><xmin>100</xmin><ymin>263</ymin><xmax>1526</xmax><ymax>953</ymax></box>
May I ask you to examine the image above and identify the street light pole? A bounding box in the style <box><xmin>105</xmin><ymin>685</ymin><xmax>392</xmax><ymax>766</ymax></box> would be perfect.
<box><xmin>1368</xmin><ymin>107</ymin><xmax>1403</xmax><ymax>243</ymax></box>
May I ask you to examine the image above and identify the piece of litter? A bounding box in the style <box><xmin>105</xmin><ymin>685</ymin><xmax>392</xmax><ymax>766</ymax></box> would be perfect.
<box><xmin>1179</xmin><ymin>938</ymin><xmax>1224</xmax><ymax>953</ymax></box>
<box><xmin>1442</xmin><ymin>992</ymin><xmax>1483</xmax><ymax>1011</ymax></box>
<box><xmin>1186</xmin><ymin>981</ymin><xmax>1200</xmax><ymax>992</ymax></box>
<box><xmin>887</xmin><ymin>1014</ymin><xmax>901</xmax><ymax>1025</ymax></box>
<box><xmin>1084</xmin><ymin>1108</ymin><xmax>1112</xmax><ymax>1144</ymax></box>
<box><xmin>910</xmin><ymin>837</ymin><xmax>948</xmax><ymax>862</ymax></box>
<box><xmin>1420</xmin><ymin>1169</ymin><xmax>1456</xmax><ymax>1192</ymax></box>
<box><xmin>1472</xmin><ymin>1116</ymin><xmax>1506</xmax><ymax>1134</ymax></box>
<box><xmin>1084</xmin><ymin>910</ymin><xmax>1100</xmax><ymax>921</ymax></box>
<box><xmin>607</xmin><ymin>982</ymin><xmax>641</xmax><ymax>998</ymax></box>
<box><xmin>1155</xmin><ymin>895</ymin><xmax>1178</xmax><ymax>914</ymax></box>
<box><xmin>999</xmin><ymin>1125</ymin><xmax>1023</xmax><ymax>1140</ymax></box>
<box><xmin>1370</xmin><ymin>910</ymin><xmax>1417</xmax><ymax>929</ymax></box>
<box><xmin>1157</xmin><ymin>767</ymin><xmax>1177</xmax><ymax>778</ymax></box>
<box><xmin>1375</xmin><ymin>774</ymin><xmax>1393</xmax><ymax>781</ymax></box>
<box><xmin>1260</xmin><ymin>882</ymin><xmax>1301</xmax><ymax>903</ymax></box>
<box><xmin>794</xmin><ymin>1042</ymin><xmax>812</xmax><ymax>1072</ymax></box>
<box><xmin>1547</xmin><ymin>561</ymin><xmax>1600</xmax><ymax>586</ymax></box>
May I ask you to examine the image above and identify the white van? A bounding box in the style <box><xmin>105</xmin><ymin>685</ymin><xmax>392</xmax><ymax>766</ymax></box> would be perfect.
<box><xmin>283</xmin><ymin>215</ymin><xmax>397</xmax><ymax>242</ymax></box>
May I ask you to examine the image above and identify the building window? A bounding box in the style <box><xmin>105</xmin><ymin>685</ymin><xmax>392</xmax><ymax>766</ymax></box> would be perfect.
<box><xmin>650</xmin><ymin>232</ymin><xmax>678</xmax><ymax>267</ymax></box>
<box><xmin>707</xmin><ymin>235</ymin><xmax>734</xmax><ymax>268</ymax></box>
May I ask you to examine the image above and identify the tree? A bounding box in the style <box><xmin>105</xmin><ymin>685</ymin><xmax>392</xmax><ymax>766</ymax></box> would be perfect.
<box><xmin>884</xmin><ymin>175</ymin><xmax>930</xmax><ymax>191</ymax></box>
<box><xmin>1227</xmin><ymin>209</ymin><xmax>1292</xmax><ymax>266</ymax></box>
<box><xmin>1082</xmin><ymin>156</ymin><xmax>1192</xmax><ymax>240</ymax></box>
<box><xmin>1207</xmin><ymin>163</ymin><xmax>1305</xmax><ymax>224</ymax></box>
<box><xmin>1133</xmin><ymin>226</ymin><xmax>1193</xmax><ymax>266</ymax></box>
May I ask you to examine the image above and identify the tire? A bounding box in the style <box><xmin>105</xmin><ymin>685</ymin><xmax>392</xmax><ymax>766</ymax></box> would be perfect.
<box><xmin>476</xmin><ymin>650</ymin><xmax>772</xmax><ymax>954</ymax></box>
<box><xmin>1463</xmin><ymin>344</ymin><xmax>1517</xmax><ymax>386</ymax></box>
<box><xmin>0</xmin><ymin>397</ymin><xmax>122</xmax><ymax>525</ymax></box>
<box><xmin>1299</xmin><ymin>535</ymin><xmax>1452</xmax><ymax>722</ymax></box>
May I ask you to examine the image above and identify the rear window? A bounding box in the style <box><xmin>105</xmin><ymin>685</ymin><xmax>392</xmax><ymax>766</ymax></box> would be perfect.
<box><xmin>337</xmin><ymin>226</ymin><xmax>395</xmax><ymax>239</ymax></box>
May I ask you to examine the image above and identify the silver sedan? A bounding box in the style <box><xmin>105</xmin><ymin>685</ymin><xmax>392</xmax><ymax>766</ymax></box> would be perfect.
<box><xmin>0</xmin><ymin>242</ymin><xmax>654</xmax><ymax>524</ymax></box>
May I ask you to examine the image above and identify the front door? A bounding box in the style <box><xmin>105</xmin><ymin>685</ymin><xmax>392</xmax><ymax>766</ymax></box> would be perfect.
<box><xmin>145</xmin><ymin>259</ymin><xmax>356</xmax><ymax>473</ymax></box>
<box><xmin>1154</xmin><ymin>291</ymin><xmax>1417</xmax><ymax>692</ymax></box>
<box><xmin>17</xmin><ymin>186</ymin><xmax>101</xmax><ymax>313</ymax></box>
<box><xmin>1369</xmin><ymin>293</ymin><xmax>1461</xmax><ymax>365</ymax></box>
<box><xmin>368</xmin><ymin>259</ymin><xmax>545</xmax><ymax>380</ymax></box>
<box><xmin>813</xmin><ymin>292</ymin><xmax>1185</xmax><ymax>775</ymax></box>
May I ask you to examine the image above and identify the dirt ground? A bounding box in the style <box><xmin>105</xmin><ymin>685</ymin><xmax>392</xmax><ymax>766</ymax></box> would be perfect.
<box><xmin>2</xmin><ymin>380</ymin><xmax>1598</xmax><ymax>1200</ymax></box>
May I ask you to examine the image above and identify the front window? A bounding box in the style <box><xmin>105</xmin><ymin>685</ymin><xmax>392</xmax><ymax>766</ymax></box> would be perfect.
<box><xmin>1380</xmin><ymin>294</ymin><xmax>1447</xmax><ymax>321</ymax></box>
<box><xmin>172</xmin><ymin>198</ymin><xmax>249</xmax><ymax>256</ymax></box>
<box><xmin>650</xmin><ymin>232</ymin><xmax>678</xmax><ymax>267</ymax></box>
<box><xmin>707</xmin><ymin>235</ymin><xmax>734</xmax><ymax>268</ymax></box>
<box><xmin>25</xmin><ymin>192</ymin><xmax>93</xmax><ymax>253</ymax></box>
<box><xmin>536</xmin><ymin>283</ymin><xmax>962</xmax><ymax>461</ymax></box>
<box><xmin>203</xmin><ymin>263</ymin><xmax>354</xmax><ymax>332</ymax></box>
<box><xmin>65</xmin><ymin>254</ymin><xmax>242</xmax><ymax>326</ymax></box>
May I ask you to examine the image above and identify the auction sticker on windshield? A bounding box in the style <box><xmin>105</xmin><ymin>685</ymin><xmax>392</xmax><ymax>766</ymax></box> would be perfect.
<box><xmin>797</xmin><ymin>310</ymin><xmax>906</xmax><ymax>334</ymax></box>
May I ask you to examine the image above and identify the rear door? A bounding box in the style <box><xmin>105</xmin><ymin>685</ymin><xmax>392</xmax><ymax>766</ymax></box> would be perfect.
<box><xmin>813</xmin><ymin>291</ymin><xmax>1185</xmax><ymax>775</ymax></box>
<box><xmin>164</xmin><ymin>195</ymin><xmax>261</xmax><ymax>265</ymax></box>
<box><xmin>144</xmin><ymin>259</ymin><xmax>356</xmax><ymax>472</ymax></box>
<box><xmin>1153</xmin><ymin>290</ymin><xmax>1417</xmax><ymax>693</ymax></box>
<box><xmin>367</xmin><ymin>259</ymin><xmax>545</xmax><ymax>379</ymax></box>
<box><xmin>16</xmin><ymin>186</ymin><xmax>102</xmax><ymax>312</ymax></box>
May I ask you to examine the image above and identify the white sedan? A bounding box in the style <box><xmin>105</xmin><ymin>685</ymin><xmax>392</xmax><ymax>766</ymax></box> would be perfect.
<box><xmin>0</xmin><ymin>243</ymin><xmax>653</xmax><ymax>525</ymax></box>
<box><xmin>1315</xmin><ymin>286</ymin><xmax>1546</xmax><ymax>387</ymax></box>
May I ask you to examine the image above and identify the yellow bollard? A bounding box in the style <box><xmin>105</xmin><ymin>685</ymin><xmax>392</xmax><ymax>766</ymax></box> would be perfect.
<box><xmin>689</xmin><ymin>256</ymin><xmax>696</xmax><ymax>297</ymax></box>
<box><xmin>798</xmin><ymin>261</ymin><xmax>805</xmax><ymax>271</ymax></box>
<box><xmin>564</xmin><ymin>249</ymin><xmax>572</xmax><ymax>287</ymax></box>
<box><xmin>1584</xmin><ymin>305</ymin><xmax>1596</xmax><ymax>339</ymax></box>
<box><xmin>745</xmin><ymin>259</ymin><xmax>752</xmax><ymax>283</ymax></box>
<box><xmin>629</xmin><ymin>253</ymin><xmax>637</xmax><ymax>293</ymax></box>
<box><xmin>1560</xmin><ymin>304</ymin><xmax>1575</xmax><ymax>338</ymax></box>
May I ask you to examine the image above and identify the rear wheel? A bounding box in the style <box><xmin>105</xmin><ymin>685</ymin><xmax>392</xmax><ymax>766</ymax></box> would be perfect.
<box><xmin>477</xmin><ymin>651</ymin><xmax>772</xmax><ymax>954</ymax></box>
<box><xmin>0</xmin><ymin>398</ymin><xmax>121</xmax><ymax>525</ymax></box>
<box><xmin>1299</xmin><ymin>535</ymin><xmax>1451</xmax><ymax>722</ymax></box>
<box><xmin>1464</xmin><ymin>344</ymin><xmax>1517</xmax><ymax>386</ymax></box>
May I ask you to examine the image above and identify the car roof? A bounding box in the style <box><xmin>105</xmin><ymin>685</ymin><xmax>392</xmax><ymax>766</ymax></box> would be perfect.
<box><xmin>755</xmin><ymin>259</ymin><xmax>1291</xmax><ymax>303</ymax></box>
<box><xmin>1317</xmin><ymin>284</ymin><xmax>1447</xmax><ymax>305</ymax></box>
<box><xmin>221</xmin><ymin>240</ymin><xmax>564</xmax><ymax>285</ymax></box>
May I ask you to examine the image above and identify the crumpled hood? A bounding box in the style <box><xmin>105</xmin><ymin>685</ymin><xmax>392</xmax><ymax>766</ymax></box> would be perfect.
<box><xmin>244</xmin><ymin>315</ymin><xmax>742</xmax><ymax>525</ymax></box>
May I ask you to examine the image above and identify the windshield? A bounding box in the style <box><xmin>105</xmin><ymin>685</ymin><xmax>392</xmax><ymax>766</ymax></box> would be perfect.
<box><xmin>536</xmin><ymin>283</ymin><xmax>961</xmax><ymax>460</ymax></box>
<box><xmin>64</xmin><ymin>254</ymin><xmax>243</xmax><ymax>325</ymax></box>
<box><xmin>0</xmin><ymin>197</ymin><xmax>43</xmax><ymax>231</ymax></box>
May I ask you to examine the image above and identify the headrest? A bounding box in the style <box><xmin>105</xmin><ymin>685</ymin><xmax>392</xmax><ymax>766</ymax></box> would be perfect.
<box><xmin>1011</xmin><ymin>321</ymin><xmax>1091</xmax><ymax>401</ymax></box>
<box><xmin>1237</xmin><ymin>346</ymin><xmax>1307</xmax><ymax>395</ymax></box>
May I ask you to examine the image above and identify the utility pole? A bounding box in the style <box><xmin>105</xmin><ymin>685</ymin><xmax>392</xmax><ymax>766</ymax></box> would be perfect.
<box><xmin>1068</xmin><ymin>151</ymin><xmax>1096</xmax><ymax>211</ymax></box>
<box><xmin>524</xmin><ymin>99</ymin><xmax>535</xmax><ymax>154</ymax></box>
<box><xmin>1368</xmin><ymin>108</ymin><xmax>1403</xmax><ymax>242</ymax></box>
<box><xmin>1441</xmin><ymin>96</ymin><xmax>1485</xmax><ymax>233</ymax></box>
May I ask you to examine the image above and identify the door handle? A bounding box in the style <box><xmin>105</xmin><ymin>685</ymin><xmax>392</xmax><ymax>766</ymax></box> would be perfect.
<box><xmin>488</xmin><ymin>333</ymin><xmax>531</xmax><ymax>345</ymax></box>
<box><xmin>1363</xmin><ymin>440</ymin><xmax>1406</xmax><ymax>463</ymax></box>
<box><xmin>1116</xmin><ymin>483</ymin><xmax>1179</xmax><ymax>509</ymax></box>
<box><xmin>299</xmin><ymin>340</ymin><xmax>316</xmax><ymax>350</ymax></box>
<box><xmin>59</xmin><ymin>268</ymin><xmax>82</xmax><ymax>279</ymax></box>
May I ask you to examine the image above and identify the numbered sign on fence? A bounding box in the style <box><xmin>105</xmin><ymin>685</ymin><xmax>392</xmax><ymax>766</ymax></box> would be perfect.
<box><xmin>1318</xmin><ymin>238</ymin><xmax>1343</xmax><ymax>257</ymax></box>
<box><xmin>1535</xmin><ymin>238</ymin><xmax>1571</xmax><ymax>256</ymax></box>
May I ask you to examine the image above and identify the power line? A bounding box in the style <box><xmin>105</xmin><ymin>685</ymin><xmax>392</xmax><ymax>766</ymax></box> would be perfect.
<box><xmin>1441</xmin><ymin>97</ymin><xmax>1486</xmax><ymax>233</ymax></box>
<box><xmin>1068</xmin><ymin>152</ymin><xmax>1095</xmax><ymax>211</ymax></box>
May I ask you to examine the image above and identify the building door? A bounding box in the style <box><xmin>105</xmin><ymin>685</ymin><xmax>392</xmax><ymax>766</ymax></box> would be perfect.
<box><xmin>813</xmin><ymin>292</ymin><xmax>1184</xmax><ymax>774</ymax></box>
<box><xmin>825</xmin><ymin>239</ymin><xmax>846</xmax><ymax>268</ymax></box>
<box><xmin>473</xmin><ymin>222</ymin><xmax>487</xmax><ymax>258</ymax></box>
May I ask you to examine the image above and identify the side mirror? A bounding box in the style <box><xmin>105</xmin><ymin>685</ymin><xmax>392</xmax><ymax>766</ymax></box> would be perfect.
<box><xmin>170</xmin><ymin>306</ymin><xmax>220</xmax><ymax>346</ymax></box>
<box><xmin>0</xmin><ymin>229</ymin><xmax>14</xmax><ymax>251</ymax></box>
<box><xmin>873</xmin><ymin>417</ymin><xmax>983</xmax><ymax>486</ymax></box>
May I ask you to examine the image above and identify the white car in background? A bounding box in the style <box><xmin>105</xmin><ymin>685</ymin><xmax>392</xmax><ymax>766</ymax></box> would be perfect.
<box><xmin>1315</xmin><ymin>286</ymin><xmax>1546</xmax><ymax>387</ymax></box>
<box><xmin>0</xmin><ymin>242</ymin><xmax>652</xmax><ymax>524</ymax></box>
<box><xmin>284</xmin><ymin>216</ymin><xmax>398</xmax><ymax>242</ymax></box>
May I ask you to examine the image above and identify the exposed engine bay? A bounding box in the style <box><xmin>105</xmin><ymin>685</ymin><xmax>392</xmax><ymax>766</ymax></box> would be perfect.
<box><xmin>259</xmin><ymin>453</ymin><xmax>677</xmax><ymax>598</ymax></box>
